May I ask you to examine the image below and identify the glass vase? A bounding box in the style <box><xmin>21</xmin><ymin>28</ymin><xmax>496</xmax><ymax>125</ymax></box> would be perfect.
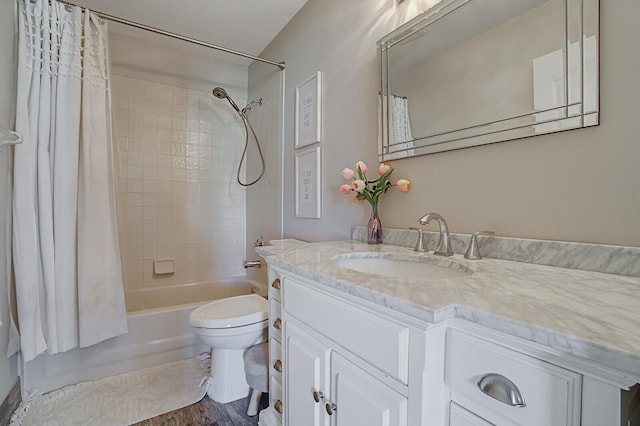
<box><xmin>367</xmin><ymin>204</ymin><xmax>383</xmax><ymax>244</ymax></box>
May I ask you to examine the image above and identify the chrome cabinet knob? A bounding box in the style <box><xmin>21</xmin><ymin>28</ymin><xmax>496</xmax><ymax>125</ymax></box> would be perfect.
<box><xmin>477</xmin><ymin>373</ymin><xmax>526</xmax><ymax>407</ymax></box>
<box><xmin>273</xmin><ymin>318</ymin><xmax>282</xmax><ymax>330</ymax></box>
<box><xmin>272</xmin><ymin>278</ymin><xmax>281</xmax><ymax>289</ymax></box>
<box><xmin>325</xmin><ymin>402</ymin><xmax>337</xmax><ymax>415</ymax></box>
<box><xmin>273</xmin><ymin>359</ymin><xmax>282</xmax><ymax>372</ymax></box>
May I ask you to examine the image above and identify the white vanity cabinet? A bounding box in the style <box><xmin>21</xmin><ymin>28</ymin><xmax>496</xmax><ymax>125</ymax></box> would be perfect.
<box><xmin>261</xmin><ymin>263</ymin><xmax>636</xmax><ymax>426</ymax></box>
<box><xmin>275</xmin><ymin>268</ymin><xmax>429</xmax><ymax>426</ymax></box>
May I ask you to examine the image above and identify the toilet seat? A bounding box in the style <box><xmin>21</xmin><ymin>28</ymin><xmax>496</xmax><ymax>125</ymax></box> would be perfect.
<box><xmin>189</xmin><ymin>294</ymin><xmax>268</xmax><ymax>329</ymax></box>
<box><xmin>190</xmin><ymin>320</ymin><xmax>266</xmax><ymax>337</ymax></box>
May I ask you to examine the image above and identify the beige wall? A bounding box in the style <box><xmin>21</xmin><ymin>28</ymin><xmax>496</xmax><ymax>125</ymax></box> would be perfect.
<box><xmin>0</xmin><ymin>0</ymin><xmax>19</xmax><ymax>403</ymax></box>
<box><xmin>258</xmin><ymin>0</ymin><xmax>640</xmax><ymax>247</ymax></box>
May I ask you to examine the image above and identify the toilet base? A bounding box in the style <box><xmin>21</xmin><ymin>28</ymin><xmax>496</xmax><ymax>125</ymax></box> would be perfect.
<box><xmin>207</xmin><ymin>348</ymin><xmax>251</xmax><ymax>403</ymax></box>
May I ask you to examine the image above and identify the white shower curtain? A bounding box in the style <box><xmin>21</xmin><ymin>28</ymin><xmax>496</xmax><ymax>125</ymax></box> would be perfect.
<box><xmin>13</xmin><ymin>0</ymin><xmax>127</xmax><ymax>362</ymax></box>
<box><xmin>390</xmin><ymin>95</ymin><xmax>413</xmax><ymax>144</ymax></box>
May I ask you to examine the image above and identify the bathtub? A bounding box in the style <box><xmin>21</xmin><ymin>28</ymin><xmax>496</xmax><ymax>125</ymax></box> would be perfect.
<box><xmin>125</xmin><ymin>278</ymin><xmax>263</xmax><ymax>312</ymax></box>
<box><xmin>21</xmin><ymin>278</ymin><xmax>266</xmax><ymax>398</ymax></box>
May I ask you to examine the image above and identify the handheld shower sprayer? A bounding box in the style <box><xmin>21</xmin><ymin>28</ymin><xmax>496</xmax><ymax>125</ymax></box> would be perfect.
<box><xmin>212</xmin><ymin>86</ymin><xmax>266</xmax><ymax>186</ymax></box>
<box><xmin>212</xmin><ymin>87</ymin><xmax>242</xmax><ymax>114</ymax></box>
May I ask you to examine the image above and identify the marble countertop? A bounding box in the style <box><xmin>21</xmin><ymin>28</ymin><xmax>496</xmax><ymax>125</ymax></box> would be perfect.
<box><xmin>257</xmin><ymin>240</ymin><xmax>640</xmax><ymax>382</ymax></box>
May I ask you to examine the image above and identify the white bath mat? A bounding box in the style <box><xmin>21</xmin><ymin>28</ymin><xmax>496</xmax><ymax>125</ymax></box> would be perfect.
<box><xmin>10</xmin><ymin>353</ymin><xmax>210</xmax><ymax>426</ymax></box>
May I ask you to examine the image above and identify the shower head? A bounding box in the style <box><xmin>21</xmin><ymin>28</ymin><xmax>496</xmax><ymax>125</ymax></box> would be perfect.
<box><xmin>212</xmin><ymin>87</ymin><xmax>228</xmax><ymax>99</ymax></box>
<box><xmin>212</xmin><ymin>86</ymin><xmax>241</xmax><ymax>114</ymax></box>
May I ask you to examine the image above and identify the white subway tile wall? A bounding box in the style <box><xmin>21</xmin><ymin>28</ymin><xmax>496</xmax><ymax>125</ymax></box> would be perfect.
<box><xmin>111</xmin><ymin>75</ymin><xmax>247</xmax><ymax>290</ymax></box>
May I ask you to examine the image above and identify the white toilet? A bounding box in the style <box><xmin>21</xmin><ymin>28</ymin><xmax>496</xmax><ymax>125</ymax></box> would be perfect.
<box><xmin>189</xmin><ymin>293</ymin><xmax>268</xmax><ymax>403</ymax></box>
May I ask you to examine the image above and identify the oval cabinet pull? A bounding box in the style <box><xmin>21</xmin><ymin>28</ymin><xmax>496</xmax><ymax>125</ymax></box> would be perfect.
<box><xmin>312</xmin><ymin>389</ymin><xmax>324</xmax><ymax>403</ymax></box>
<box><xmin>272</xmin><ymin>278</ymin><xmax>281</xmax><ymax>289</ymax></box>
<box><xmin>273</xmin><ymin>318</ymin><xmax>282</xmax><ymax>330</ymax></box>
<box><xmin>325</xmin><ymin>402</ymin><xmax>337</xmax><ymax>415</ymax></box>
<box><xmin>477</xmin><ymin>373</ymin><xmax>527</xmax><ymax>408</ymax></box>
<box><xmin>274</xmin><ymin>399</ymin><xmax>283</xmax><ymax>414</ymax></box>
<box><xmin>273</xmin><ymin>359</ymin><xmax>282</xmax><ymax>372</ymax></box>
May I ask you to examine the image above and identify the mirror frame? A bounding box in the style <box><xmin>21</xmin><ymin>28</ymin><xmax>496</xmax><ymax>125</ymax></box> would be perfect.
<box><xmin>378</xmin><ymin>0</ymin><xmax>599</xmax><ymax>160</ymax></box>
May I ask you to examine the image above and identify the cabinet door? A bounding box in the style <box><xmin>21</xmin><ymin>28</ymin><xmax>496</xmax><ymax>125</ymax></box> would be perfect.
<box><xmin>330</xmin><ymin>352</ymin><xmax>407</xmax><ymax>426</ymax></box>
<box><xmin>285</xmin><ymin>320</ymin><xmax>330</xmax><ymax>426</ymax></box>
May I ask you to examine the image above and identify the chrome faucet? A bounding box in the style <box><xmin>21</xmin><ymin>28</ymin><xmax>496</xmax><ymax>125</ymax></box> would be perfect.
<box><xmin>418</xmin><ymin>212</ymin><xmax>453</xmax><ymax>256</ymax></box>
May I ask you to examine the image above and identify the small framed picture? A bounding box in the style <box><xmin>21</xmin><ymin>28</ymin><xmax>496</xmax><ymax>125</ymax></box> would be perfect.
<box><xmin>295</xmin><ymin>145</ymin><xmax>321</xmax><ymax>218</ymax></box>
<box><xmin>295</xmin><ymin>72</ymin><xmax>322</xmax><ymax>148</ymax></box>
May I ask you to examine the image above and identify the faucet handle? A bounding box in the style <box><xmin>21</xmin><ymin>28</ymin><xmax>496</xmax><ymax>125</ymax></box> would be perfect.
<box><xmin>409</xmin><ymin>228</ymin><xmax>426</xmax><ymax>252</ymax></box>
<box><xmin>464</xmin><ymin>231</ymin><xmax>494</xmax><ymax>260</ymax></box>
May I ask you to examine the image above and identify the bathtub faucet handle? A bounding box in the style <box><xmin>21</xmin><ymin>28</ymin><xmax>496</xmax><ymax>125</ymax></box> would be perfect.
<box><xmin>254</xmin><ymin>235</ymin><xmax>264</xmax><ymax>247</ymax></box>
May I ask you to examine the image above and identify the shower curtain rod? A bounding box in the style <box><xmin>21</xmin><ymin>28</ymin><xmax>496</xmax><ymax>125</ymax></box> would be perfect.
<box><xmin>57</xmin><ymin>0</ymin><xmax>286</xmax><ymax>70</ymax></box>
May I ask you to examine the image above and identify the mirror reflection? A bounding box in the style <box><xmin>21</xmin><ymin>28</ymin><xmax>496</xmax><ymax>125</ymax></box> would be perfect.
<box><xmin>378</xmin><ymin>0</ymin><xmax>599</xmax><ymax>160</ymax></box>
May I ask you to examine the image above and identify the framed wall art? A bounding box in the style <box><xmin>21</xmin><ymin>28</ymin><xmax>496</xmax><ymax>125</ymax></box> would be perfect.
<box><xmin>294</xmin><ymin>145</ymin><xmax>321</xmax><ymax>218</ymax></box>
<box><xmin>295</xmin><ymin>72</ymin><xmax>322</xmax><ymax>148</ymax></box>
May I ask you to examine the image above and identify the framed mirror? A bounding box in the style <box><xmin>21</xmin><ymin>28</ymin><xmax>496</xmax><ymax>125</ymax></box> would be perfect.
<box><xmin>378</xmin><ymin>0</ymin><xmax>599</xmax><ymax>160</ymax></box>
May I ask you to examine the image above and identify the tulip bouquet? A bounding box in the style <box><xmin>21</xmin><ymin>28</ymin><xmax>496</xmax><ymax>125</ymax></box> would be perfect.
<box><xmin>340</xmin><ymin>161</ymin><xmax>411</xmax><ymax>205</ymax></box>
<box><xmin>339</xmin><ymin>161</ymin><xmax>411</xmax><ymax>243</ymax></box>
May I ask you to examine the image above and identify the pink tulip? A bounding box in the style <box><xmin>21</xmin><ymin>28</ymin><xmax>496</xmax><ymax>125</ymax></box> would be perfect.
<box><xmin>396</xmin><ymin>179</ymin><xmax>411</xmax><ymax>192</ymax></box>
<box><xmin>351</xmin><ymin>179</ymin><xmax>366</xmax><ymax>193</ymax></box>
<box><xmin>355</xmin><ymin>161</ymin><xmax>368</xmax><ymax>174</ymax></box>
<box><xmin>341</xmin><ymin>167</ymin><xmax>355</xmax><ymax>180</ymax></box>
<box><xmin>353</xmin><ymin>195</ymin><xmax>364</xmax><ymax>204</ymax></box>
<box><xmin>378</xmin><ymin>163</ymin><xmax>391</xmax><ymax>176</ymax></box>
<box><xmin>340</xmin><ymin>184</ymin><xmax>352</xmax><ymax>195</ymax></box>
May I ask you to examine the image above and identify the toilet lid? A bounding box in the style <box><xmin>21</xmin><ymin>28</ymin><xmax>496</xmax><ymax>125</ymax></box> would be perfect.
<box><xmin>189</xmin><ymin>294</ymin><xmax>268</xmax><ymax>328</ymax></box>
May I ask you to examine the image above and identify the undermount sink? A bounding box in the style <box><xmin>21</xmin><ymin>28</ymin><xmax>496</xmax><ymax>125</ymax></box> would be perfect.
<box><xmin>332</xmin><ymin>253</ymin><xmax>472</xmax><ymax>279</ymax></box>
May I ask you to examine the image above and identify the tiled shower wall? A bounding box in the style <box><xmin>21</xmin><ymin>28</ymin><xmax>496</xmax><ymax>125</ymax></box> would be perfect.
<box><xmin>111</xmin><ymin>75</ymin><xmax>247</xmax><ymax>292</ymax></box>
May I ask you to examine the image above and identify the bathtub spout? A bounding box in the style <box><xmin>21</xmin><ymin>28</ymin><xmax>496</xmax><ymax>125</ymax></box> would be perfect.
<box><xmin>244</xmin><ymin>260</ymin><xmax>262</xmax><ymax>268</ymax></box>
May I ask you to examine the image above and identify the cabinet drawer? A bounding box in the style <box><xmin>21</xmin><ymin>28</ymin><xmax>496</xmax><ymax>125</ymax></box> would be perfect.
<box><xmin>283</xmin><ymin>277</ymin><xmax>409</xmax><ymax>383</ymax></box>
<box><xmin>445</xmin><ymin>329</ymin><xmax>581</xmax><ymax>426</ymax></box>
<box><xmin>269</xmin><ymin>337</ymin><xmax>283</xmax><ymax>380</ymax></box>
<box><xmin>270</xmin><ymin>374</ymin><xmax>283</xmax><ymax>419</ymax></box>
<box><xmin>269</xmin><ymin>298</ymin><xmax>282</xmax><ymax>341</ymax></box>
<box><xmin>269</xmin><ymin>276</ymin><xmax>282</xmax><ymax>301</ymax></box>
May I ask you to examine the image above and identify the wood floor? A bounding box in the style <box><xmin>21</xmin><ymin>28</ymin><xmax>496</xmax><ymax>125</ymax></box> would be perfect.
<box><xmin>0</xmin><ymin>382</ymin><xmax>21</xmax><ymax>426</ymax></box>
<box><xmin>131</xmin><ymin>395</ymin><xmax>260</xmax><ymax>426</ymax></box>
